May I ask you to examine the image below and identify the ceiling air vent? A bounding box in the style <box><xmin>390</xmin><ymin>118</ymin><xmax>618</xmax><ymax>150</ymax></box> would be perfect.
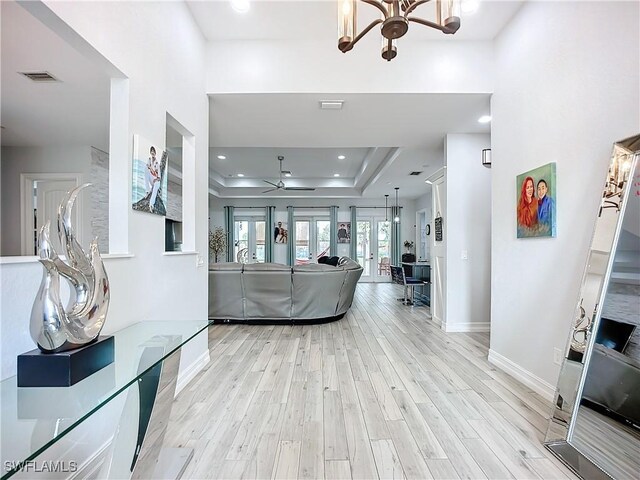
<box><xmin>319</xmin><ymin>100</ymin><xmax>344</xmax><ymax>110</ymax></box>
<box><xmin>409</xmin><ymin>171</ymin><xmax>423</xmax><ymax>176</ymax></box>
<box><xmin>19</xmin><ymin>71</ymin><xmax>59</xmax><ymax>82</ymax></box>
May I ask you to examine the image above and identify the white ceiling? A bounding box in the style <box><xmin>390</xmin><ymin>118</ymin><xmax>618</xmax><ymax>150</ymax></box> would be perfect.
<box><xmin>209</xmin><ymin>93</ymin><xmax>490</xmax><ymax>198</ymax></box>
<box><xmin>200</xmin><ymin>0</ymin><xmax>509</xmax><ymax>199</ymax></box>
<box><xmin>0</xmin><ymin>1</ymin><xmax>110</xmax><ymax>150</ymax></box>
<box><xmin>188</xmin><ymin>0</ymin><xmax>523</xmax><ymax>42</ymax></box>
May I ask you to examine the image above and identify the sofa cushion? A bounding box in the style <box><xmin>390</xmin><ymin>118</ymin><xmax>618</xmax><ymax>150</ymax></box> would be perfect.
<box><xmin>338</xmin><ymin>257</ymin><xmax>361</xmax><ymax>270</ymax></box>
<box><xmin>293</xmin><ymin>264</ymin><xmax>339</xmax><ymax>272</ymax></box>
<box><xmin>209</xmin><ymin>262</ymin><xmax>244</xmax><ymax>271</ymax></box>
<box><xmin>292</xmin><ymin>267</ymin><xmax>346</xmax><ymax>319</ymax></box>
<box><xmin>242</xmin><ymin>265</ymin><xmax>292</xmax><ymax>319</ymax></box>
<box><xmin>243</xmin><ymin>263</ymin><xmax>291</xmax><ymax>272</ymax></box>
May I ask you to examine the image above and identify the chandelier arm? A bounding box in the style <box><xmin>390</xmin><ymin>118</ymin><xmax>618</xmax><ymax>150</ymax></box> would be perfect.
<box><xmin>403</xmin><ymin>0</ymin><xmax>432</xmax><ymax>16</ymax></box>
<box><xmin>407</xmin><ymin>16</ymin><xmax>447</xmax><ymax>32</ymax></box>
<box><xmin>341</xmin><ymin>18</ymin><xmax>384</xmax><ymax>52</ymax></box>
<box><xmin>361</xmin><ymin>0</ymin><xmax>389</xmax><ymax>18</ymax></box>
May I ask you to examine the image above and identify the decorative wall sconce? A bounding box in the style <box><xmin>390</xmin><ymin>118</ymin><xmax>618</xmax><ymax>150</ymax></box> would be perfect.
<box><xmin>482</xmin><ymin>148</ymin><xmax>492</xmax><ymax>168</ymax></box>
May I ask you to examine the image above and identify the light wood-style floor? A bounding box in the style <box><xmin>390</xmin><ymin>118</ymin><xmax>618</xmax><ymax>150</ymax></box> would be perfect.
<box><xmin>167</xmin><ymin>284</ymin><xmax>577</xmax><ymax>479</ymax></box>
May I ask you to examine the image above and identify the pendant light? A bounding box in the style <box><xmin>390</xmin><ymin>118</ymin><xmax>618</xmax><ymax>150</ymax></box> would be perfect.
<box><xmin>384</xmin><ymin>194</ymin><xmax>389</xmax><ymax>221</ymax></box>
<box><xmin>394</xmin><ymin>187</ymin><xmax>400</xmax><ymax>223</ymax></box>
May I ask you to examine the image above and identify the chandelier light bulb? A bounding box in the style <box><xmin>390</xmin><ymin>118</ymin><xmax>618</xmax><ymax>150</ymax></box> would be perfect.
<box><xmin>478</xmin><ymin>115</ymin><xmax>492</xmax><ymax>124</ymax></box>
<box><xmin>342</xmin><ymin>0</ymin><xmax>351</xmax><ymax>15</ymax></box>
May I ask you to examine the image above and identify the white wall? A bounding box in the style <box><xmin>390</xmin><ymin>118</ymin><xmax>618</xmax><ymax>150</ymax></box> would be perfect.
<box><xmin>209</xmin><ymin>196</ymin><xmax>417</xmax><ymax>265</ymax></box>
<box><xmin>490</xmin><ymin>1</ymin><xmax>640</xmax><ymax>397</ymax></box>
<box><xmin>444</xmin><ymin>134</ymin><xmax>491</xmax><ymax>331</ymax></box>
<box><xmin>206</xmin><ymin>39</ymin><xmax>493</xmax><ymax>94</ymax></box>
<box><xmin>0</xmin><ymin>1</ymin><xmax>209</xmax><ymax>381</ymax></box>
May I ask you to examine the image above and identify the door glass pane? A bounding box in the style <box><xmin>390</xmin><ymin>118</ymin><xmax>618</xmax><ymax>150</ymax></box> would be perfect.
<box><xmin>295</xmin><ymin>221</ymin><xmax>310</xmax><ymax>265</ymax></box>
<box><xmin>378</xmin><ymin>220</ymin><xmax>391</xmax><ymax>277</ymax></box>
<box><xmin>357</xmin><ymin>221</ymin><xmax>371</xmax><ymax>276</ymax></box>
<box><xmin>234</xmin><ymin>220</ymin><xmax>249</xmax><ymax>263</ymax></box>
<box><xmin>255</xmin><ymin>221</ymin><xmax>265</xmax><ymax>263</ymax></box>
<box><xmin>316</xmin><ymin>220</ymin><xmax>330</xmax><ymax>260</ymax></box>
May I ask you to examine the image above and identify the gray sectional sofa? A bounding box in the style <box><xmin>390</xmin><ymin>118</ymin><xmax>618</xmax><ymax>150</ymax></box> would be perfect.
<box><xmin>208</xmin><ymin>257</ymin><xmax>363</xmax><ymax>323</ymax></box>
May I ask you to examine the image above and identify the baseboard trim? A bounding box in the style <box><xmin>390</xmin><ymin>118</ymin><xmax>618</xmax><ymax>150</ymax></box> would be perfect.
<box><xmin>488</xmin><ymin>349</ymin><xmax>556</xmax><ymax>402</ymax></box>
<box><xmin>69</xmin><ymin>438</ymin><xmax>112</xmax><ymax>480</ymax></box>
<box><xmin>444</xmin><ymin>322</ymin><xmax>490</xmax><ymax>333</ymax></box>
<box><xmin>175</xmin><ymin>350</ymin><xmax>210</xmax><ymax>396</ymax></box>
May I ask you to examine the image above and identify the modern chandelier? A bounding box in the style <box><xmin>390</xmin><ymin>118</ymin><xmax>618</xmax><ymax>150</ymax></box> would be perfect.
<box><xmin>338</xmin><ymin>0</ymin><xmax>461</xmax><ymax>61</ymax></box>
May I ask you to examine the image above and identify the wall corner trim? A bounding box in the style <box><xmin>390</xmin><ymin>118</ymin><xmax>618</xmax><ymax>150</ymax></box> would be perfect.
<box><xmin>175</xmin><ymin>349</ymin><xmax>210</xmax><ymax>396</ymax></box>
<box><xmin>444</xmin><ymin>322</ymin><xmax>490</xmax><ymax>333</ymax></box>
<box><xmin>488</xmin><ymin>349</ymin><xmax>556</xmax><ymax>402</ymax></box>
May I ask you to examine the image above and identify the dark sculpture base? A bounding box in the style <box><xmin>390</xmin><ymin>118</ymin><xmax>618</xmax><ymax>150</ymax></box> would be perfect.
<box><xmin>17</xmin><ymin>336</ymin><xmax>115</xmax><ymax>387</ymax></box>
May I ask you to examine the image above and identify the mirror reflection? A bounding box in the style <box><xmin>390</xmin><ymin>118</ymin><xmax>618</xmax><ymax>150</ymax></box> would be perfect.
<box><xmin>0</xmin><ymin>1</ymin><xmax>110</xmax><ymax>256</ymax></box>
<box><xmin>569</xmin><ymin>159</ymin><xmax>640</xmax><ymax>478</ymax></box>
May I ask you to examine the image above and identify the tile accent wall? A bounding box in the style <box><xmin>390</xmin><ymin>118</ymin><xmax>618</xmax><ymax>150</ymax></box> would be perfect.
<box><xmin>90</xmin><ymin>147</ymin><xmax>109</xmax><ymax>253</ymax></box>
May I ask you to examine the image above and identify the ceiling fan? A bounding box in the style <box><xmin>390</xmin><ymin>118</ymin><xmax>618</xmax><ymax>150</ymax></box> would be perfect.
<box><xmin>262</xmin><ymin>156</ymin><xmax>316</xmax><ymax>193</ymax></box>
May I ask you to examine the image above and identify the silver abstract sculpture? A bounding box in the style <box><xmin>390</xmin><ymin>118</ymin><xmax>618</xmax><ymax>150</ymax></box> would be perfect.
<box><xmin>30</xmin><ymin>184</ymin><xmax>110</xmax><ymax>353</ymax></box>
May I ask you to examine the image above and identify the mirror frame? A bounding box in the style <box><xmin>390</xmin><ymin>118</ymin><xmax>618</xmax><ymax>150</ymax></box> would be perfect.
<box><xmin>545</xmin><ymin>134</ymin><xmax>640</xmax><ymax>479</ymax></box>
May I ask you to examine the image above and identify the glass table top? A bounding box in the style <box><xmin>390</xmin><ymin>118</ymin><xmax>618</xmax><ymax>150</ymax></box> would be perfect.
<box><xmin>0</xmin><ymin>320</ymin><xmax>209</xmax><ymax>478</ymax></box>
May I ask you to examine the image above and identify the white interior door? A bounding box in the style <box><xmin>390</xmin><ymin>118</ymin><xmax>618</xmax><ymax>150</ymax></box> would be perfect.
<box><xmin>431</xmin><ymin>175</ymin><xmax>446</xmax><ymax>328</ymax></box>
<box><xmin>22</xmin><ymin>177</ymin><xmax>81</xmax><ymax>256</ymax></box>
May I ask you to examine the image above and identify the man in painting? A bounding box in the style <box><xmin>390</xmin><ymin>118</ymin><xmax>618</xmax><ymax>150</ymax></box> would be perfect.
<box><xmin>537</xmin><ymin>179</ymin><xmax>554</xmax><ymax>227</ymax></box>
<box><xmin>338</xmin><ymin>223</ymin><xmax>349</xmax><ymax>243</ymax></box>
<box><xmin>517</xmin><ymin>176</ymin><xmax>538</xmax><ymax>231</ymax></box>
<box><xmin>145</xmin><ymin>146</ymin><xmax>161</xmax><ymax>213</ymax></box>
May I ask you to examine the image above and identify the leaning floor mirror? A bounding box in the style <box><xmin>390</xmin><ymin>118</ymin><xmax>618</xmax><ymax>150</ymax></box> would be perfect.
<box><xmin>545</xmin><ymin>134</ymin><xmax>640</xmax><ymax>479</ymax></box>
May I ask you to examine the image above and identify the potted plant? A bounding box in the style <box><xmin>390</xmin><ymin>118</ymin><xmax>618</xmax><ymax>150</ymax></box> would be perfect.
<box><xmin>209</xmin><ymin>227</ymin><xmax>227</xmax><ymax>263</ymax></box>
<box><xmin>404</xmin><ymin>240</ymin><xmax>414</xmax><ymax>252</ymax></box>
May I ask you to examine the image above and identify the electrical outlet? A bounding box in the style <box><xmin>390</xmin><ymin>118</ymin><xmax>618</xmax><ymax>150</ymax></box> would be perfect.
<box><xmin>196</xmin><ymin>254</ymin><xmax>205</xmax><ymax>267</ymax></box>
<box><xmin>553</xmin><ymin>347</ymin><xmax>563</xmax><ymax>365</ymax></box>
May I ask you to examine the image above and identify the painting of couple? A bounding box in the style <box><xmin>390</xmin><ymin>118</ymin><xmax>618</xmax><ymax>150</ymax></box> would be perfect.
<box><xmin>517</xmin><ymin>162</ymin><xmax>557</xmax><ymax>238</ymax></box>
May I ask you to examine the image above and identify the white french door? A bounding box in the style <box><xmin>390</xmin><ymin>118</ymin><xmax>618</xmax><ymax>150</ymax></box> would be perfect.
<box><xmin>356</xmin><ymin>217</ymin><xmax>391</xmax><ymax>283</ymax></box>
<box><xmin>234</xmin><ymin>218</ymin><xmax>265</xmax><ymax>263</ymax></box>
<box><xmin>294</xmin><ymin>217</ymin><xmax>330</xmax><ymax>264</ymax></box>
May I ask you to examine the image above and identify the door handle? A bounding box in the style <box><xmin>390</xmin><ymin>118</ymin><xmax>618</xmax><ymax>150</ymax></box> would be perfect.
<box><xmin>369</xmin><ymin>254</ymin><xmax>374</xmax><ymax>260</ymax></box>
<box><xmin>309</xmin><ymin>254</ymin><xmax>313</xmax><ymax>259</ymax></box>
<box><xmin>252</xmin><ymin>253</ymin><xmax>256</xmax><ymax>259</ymax></box>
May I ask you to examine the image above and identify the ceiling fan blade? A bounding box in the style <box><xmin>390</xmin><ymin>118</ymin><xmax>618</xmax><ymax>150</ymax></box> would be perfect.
<box><xmin>284</xmin><ymin>187</ymin><xmax>316</xmax><ymax>191</ymax></box>
<box><xmin>262</xmin><ymin>188</ymin><xmax>277</xmax><ymax>193</ymax></box>
<box><xmin>263</xmin><ymin>180</ymin><xmax>279</xmax><ymax>187</ymax></box>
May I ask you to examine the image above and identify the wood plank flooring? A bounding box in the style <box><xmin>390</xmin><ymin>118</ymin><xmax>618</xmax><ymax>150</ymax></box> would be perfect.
<box><xmin>167</xmin><ymin>284</ymin><xmax>577</xmax><ymax>479</ymax></box>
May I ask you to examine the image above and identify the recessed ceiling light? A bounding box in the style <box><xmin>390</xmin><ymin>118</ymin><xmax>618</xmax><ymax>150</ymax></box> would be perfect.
<box><xmin>461</xmin><ymin>0</ymin><xmax>480</xmax><ymax>14</ymax></box>
<box><xmin>217</xmin><ymin>155</ymin><xmax>226</xmax><ymax>160</ymax></box>
<box><xmin>478</xmin><ymin>115</ymin><xmax>492</xmax><ymax>124</ymax></box>
<box><xmin>338</xmin><ymin>155</ymin><xmax>346</xmax><ymax>160</ymax></box>
<box><xmin>231</xmin><ymin>0</ymin><xmax>250</xmax><ymax>13</ymax></box>
<box><xmin>236</xmin><ymin>173</ymin><xmax>245</xmax><ymax>177</ymax></box>
<box><xmin>333</xmin><ymin>173</ymin><xmax>340</xmax><ymax>177</ymax></box>
<box><xmin>284</xmin><ymin>173</ymin><xmax>292</xmax><ymax>177</ymax></box>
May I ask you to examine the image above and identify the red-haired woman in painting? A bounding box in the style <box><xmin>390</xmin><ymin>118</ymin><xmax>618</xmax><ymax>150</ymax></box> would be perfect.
<box><xmin>517</xmin><ymin>176</ymin><xmax>538</xmax><ymax>228</ymax></box>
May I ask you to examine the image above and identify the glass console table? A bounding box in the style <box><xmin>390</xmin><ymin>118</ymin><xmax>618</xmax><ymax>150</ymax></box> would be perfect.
<box><xmin>1</xmin><ymin>320</ymin><xmax>209</xmax><ymax>479</ymax></box>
